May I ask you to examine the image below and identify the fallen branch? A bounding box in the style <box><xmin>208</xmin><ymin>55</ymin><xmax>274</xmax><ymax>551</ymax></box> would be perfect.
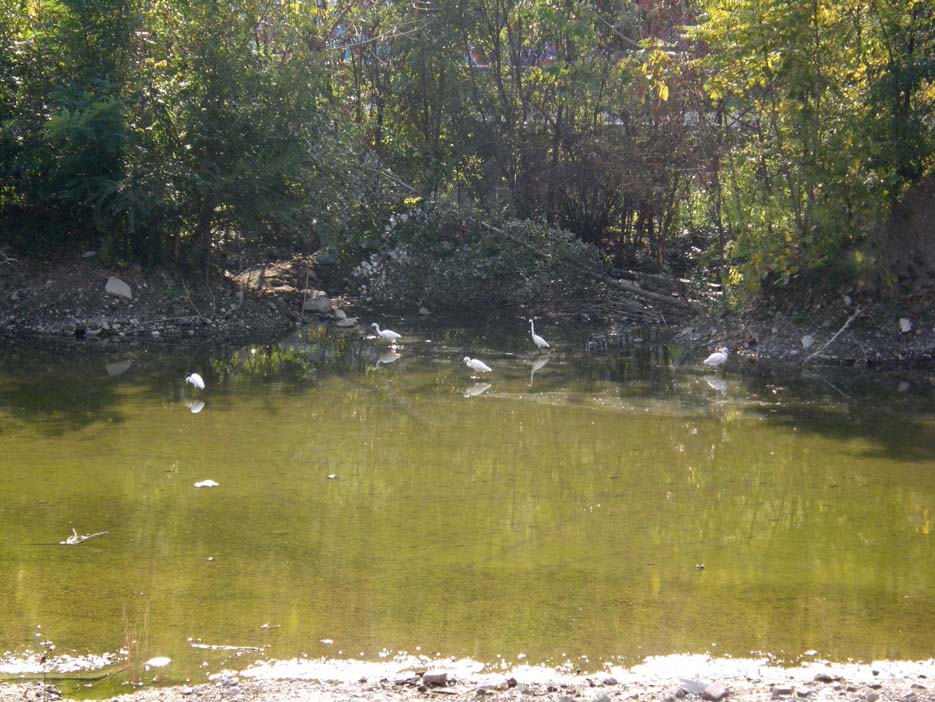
<box><xmin>802</xmin><ymin>306</ymin><xmax>863</xmax><ymax>365</ymax></box>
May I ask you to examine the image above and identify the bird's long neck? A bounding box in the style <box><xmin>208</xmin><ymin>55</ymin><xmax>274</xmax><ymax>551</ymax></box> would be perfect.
<box><xmin>374</xmin><ymin>324</ymin><xmax>381</xmax><ymax>333</ymax></box>
<box><xmin>530</xmin><ymin>320</ymin><xmax>535</xmax><ymax>334</ymax></box>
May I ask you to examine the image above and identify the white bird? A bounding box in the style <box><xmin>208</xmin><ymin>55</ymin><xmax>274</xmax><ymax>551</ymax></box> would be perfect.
<box><xmin>463</xmin><ymin>356</ymin><xmax>492</xmax><ymax>374</ymax></box>
<box><xmin>185</xmin><ymin>373</ymin><xmax>205</xmax><ymax>390</ymax></box>
<box><xmin>529</xmin><ymin>319</ymin><xmax>550</xmax><ymax>350</ymax></box>
<box><xmin>371</xmin><ymin>323</ymin><xmax>402</xmax><ymax>342</ymax></box>
<box><xmin>703</xmin><ymin>347</ymin><xmax>729</xmax><ymax>368</ymax></box>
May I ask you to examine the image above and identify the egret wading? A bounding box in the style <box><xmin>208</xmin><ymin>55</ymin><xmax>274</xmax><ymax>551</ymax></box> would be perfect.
<box><xmin>371</xmin><ymin>323</ymin><xmax>402</xmax><ymax>342</ymax></box>
<box><xmin>464</xmin><ymin>357</ymin><xmax>492</xmax><ymax>375</ymax></box>
<box><xmin>529</xmin><ymin>319</ymin><xmax>550</xmax><ymax>351</ymax></box>
<box><xmin>703</xmin><ymin>348</ymin><xmax>729</xmax><ymax>368</ymax></box>
<box><xmin>185</xmin><ymin>373</ymin><xmax>205</xmax><ymax>390</ymax></box>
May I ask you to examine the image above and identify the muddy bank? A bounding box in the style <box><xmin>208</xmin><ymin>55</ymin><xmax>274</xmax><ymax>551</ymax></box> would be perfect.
<box><xmin>0</xmin><ymin>256</ymin><xmax>338</xmax><ymax>348</ymax></box>
<box><xmin>2</xmin><ymin>657</ymin><xmax>934</xmax><ymax>702</ymax></box>
<box><xmin>674</xmin><ymin>294</ymin><xmax>935</xmax><ymax>370</ymax></box>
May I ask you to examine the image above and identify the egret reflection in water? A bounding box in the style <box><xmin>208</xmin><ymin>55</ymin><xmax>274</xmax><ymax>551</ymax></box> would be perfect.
<box><xmin>463</xmin><ymin>382</ymin><xmax>491</xmax><ymax>398</ymax></box>
<box><xmin>704</xmin><ymin>375</ymin><xmax>728</xmax><ymax>396</ymax></box>
<box><xmin>528</xmin><ymin>355</ymin><xmax>549</xmax><ymax>387</ymax></box>
<box><xmin>373</xmin><ymin>351</ymin><xmax>402</xmax><ymax>370</ymax></box>
<box><xmin>185</xmin><ymin>399</ymin><xmax>205</xmax><ymax>413</ymax></box>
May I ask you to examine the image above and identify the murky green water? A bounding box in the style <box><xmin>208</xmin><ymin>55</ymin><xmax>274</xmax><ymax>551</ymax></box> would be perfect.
<box><xmin>2</xmin><ymin>321</ymin><xmax>934</xmax><ymax>694</ymax></box>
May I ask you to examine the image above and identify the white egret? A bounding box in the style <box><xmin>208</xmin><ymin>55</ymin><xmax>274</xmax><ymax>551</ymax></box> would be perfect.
<box><xmin>463</xmin><ymin>356</ymin><xmax>492</xmax><ymax>374</ymax></box>
<box><xmin>185</xmin><ymin>373</ymin><xmax>205</xmax><ymax>390</ymax></box>
<box><xmin>529</xmin><ymin>319</ymin><xmax>550</xmax><ymax>350</ymax></box>
<box><xmin>703</xmin><ymin>347</ymin><xmax>729</xmax><ymax>368</ymax></box>
<box><xmin>371</xmin><ymin>323</ymin><xmax>402</xmax><ymax>342</ymax></box>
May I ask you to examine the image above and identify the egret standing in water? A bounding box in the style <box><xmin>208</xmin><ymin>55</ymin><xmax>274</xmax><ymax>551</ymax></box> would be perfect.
<box><xmin>703</xmin><ymin>347</ymin><xmax>729</xmax><ymax>368</ymax></box>
<box><xmin>464</xmin><ymin>357</ymin><xmax>492</xmax><ymax>376</ymax></box>
<box><xmin>371</xmin><ymin>323</ymin><xmax>402</xmax><ymax>343</ymax></box>
<box><xmin>529</xmin><ymin>319</ymin><xmax>550</xmax><ymax>351</ymax></box>
<box><xmin>185</xmin><ymin>373</ymin><xmax>205</xmax><ymax>390</ymax></box>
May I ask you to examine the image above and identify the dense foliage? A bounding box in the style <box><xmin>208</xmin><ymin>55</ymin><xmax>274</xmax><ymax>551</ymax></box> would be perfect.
<box><xmin>1</xmin><ymin>0</ymin><xmax>933</xmax><ymax>297</ymax></box>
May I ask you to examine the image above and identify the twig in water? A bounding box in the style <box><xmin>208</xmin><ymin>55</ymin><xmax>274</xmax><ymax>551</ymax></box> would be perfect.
<box><xmin>802</xmin><ymin>306</ymin><xmax>863</xmax><ymax>365</ymax></box>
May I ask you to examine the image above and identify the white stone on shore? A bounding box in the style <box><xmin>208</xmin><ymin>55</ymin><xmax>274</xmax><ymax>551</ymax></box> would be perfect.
<box><xmin>422</xmin><ymin>671</ymin><xmax>448</xmax><ymax>686</ymax></box>
<box><xmin>703</xmin><ymin>683</ymin><xmax>730</xmax><ymax>700</ymax></box>
<box><xmin>105</xmin><ymin>276</ymin><xmax>132</xmax><ymax>300</ymax></box>
<box><xmin>898</xmin><ymin>317</ymin><xmax>912</xmax><ymax>333</ymax></box>
<box><xmin>304</xmin><ymin>291</ymin><xmax>332</xmax><ymax>313</ymax></box>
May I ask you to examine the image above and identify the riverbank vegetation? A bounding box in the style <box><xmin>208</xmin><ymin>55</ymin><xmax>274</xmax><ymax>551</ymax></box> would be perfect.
<box><xmin>1</xmin><ymin>0</ymin><xmax>933</xmax><ymax>307</ymax></box>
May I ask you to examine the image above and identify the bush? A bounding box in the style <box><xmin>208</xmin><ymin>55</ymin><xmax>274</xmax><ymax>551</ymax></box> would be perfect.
<box><xmin>351</xmin><ymin>200</ymin><xmax>604</xmax><ymax>310</ymax></box>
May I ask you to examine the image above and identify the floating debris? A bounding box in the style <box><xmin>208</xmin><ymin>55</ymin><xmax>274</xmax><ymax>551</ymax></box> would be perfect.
<box><xmin>59</xmin><ymin>528</ymin><xmax>109</xmax><ymax>546</ymax></box>
<box><xmin>190</xmin><ymin>643</ymin><xmax>264</xmax><ymax>652</ymax></box>
<box><xmin>194</xmin><ymin>480</ymin><xmax>219</xmax><ymax>488</ymax></box>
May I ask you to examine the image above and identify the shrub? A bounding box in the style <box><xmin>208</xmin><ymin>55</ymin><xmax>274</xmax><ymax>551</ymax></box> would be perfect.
<box><xmin>351</xmin><ymin>200</ymin><xmax>604</xmax><ymax>310</ymax></box>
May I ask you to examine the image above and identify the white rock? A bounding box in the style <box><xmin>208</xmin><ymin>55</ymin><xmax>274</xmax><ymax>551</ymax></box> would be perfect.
<box><xmin>303</xmin><ymin>292</ymin><xmax>332</xmax><ymax>313</ymax></box>
<box><xmin>105</xmin><ymin>360</ymin><xmax>132</xmax><ymax>377</ymax></box>
<box><xmin>418</xmin><ymin>307</ymin><xmax>430</xmax><ymax>316</ymax></box>
<box><xmin>144</xmin><ymin>657</ymin><xmax>171</xmax><ymax>668</ymax></box>
<box><xmin>334</xmin><ymin>308</ymin><xmax>347</xmax><ymax>320</ymax></box>
<box><xmin>703</xmin><ymin>684</ymin><xmax>730</xmax><ymax>701</ymax></box>
<box><xmin>843</xmin><ymin>295</ymin><xmax>852</xmax><ymax>306</ymax></box>
<box><xmin>801</xmin><ymin>334</ymin><xmax>815</xmax><ymax>350</ymax></box>
<box><xmin>422</xmin><ymin>672</ymin><xmax>448</xmax><ymax>686</ymax></box>
<box><xmin>105</xmin><ymin>276</ymin><xmax>132</xmax><ymax>300</ymax></box>
<box><xmin>899</xmin><ymin>317</ymin><xmax>912</xmax><ymax>333</ymax></box>
<box><xmin>335</xmin><ymin>317</ymin><xmax>358</xmax><ymax>327</ymax></box>
<box><xmin>194</xmin><ymin>479</ymin><xmax>219</xmax><ymax>488</ymax></box>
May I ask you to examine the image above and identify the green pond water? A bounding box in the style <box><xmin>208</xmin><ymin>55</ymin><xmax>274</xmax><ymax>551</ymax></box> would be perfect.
<box><xmin>1</xmin><ymin>321</ymin><xmax>934</xmax><ymax>694</ymax></box>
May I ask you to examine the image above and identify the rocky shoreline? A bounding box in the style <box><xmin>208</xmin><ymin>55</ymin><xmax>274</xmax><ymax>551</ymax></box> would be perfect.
<box><xmin>2</xmin><ymin>255</ymin><xmax>934</xmax><ymax>369</ymax></box>
<box><xmin>0</xmin><ymin>257</ymin><xmax>337</xmax><ymax>348</ymax></box>
<box><xmin>2</xmin><ymin>657</ymin><xmax>934</xmax><ymax>702</ymax></box>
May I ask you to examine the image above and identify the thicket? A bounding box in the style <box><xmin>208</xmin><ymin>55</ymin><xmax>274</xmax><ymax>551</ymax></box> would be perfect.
<box><xmin>1</xmin><ymin>0</ymin><xmax>933</xmax><ymax>301</ymax></box>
